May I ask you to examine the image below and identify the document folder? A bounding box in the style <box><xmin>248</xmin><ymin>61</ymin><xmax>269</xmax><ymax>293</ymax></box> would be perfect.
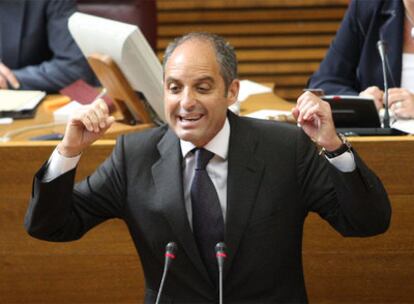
<box><xmin>0</xmin><ymin>90</ymin><xmax>46</xmax><ymax>119</ymax></box>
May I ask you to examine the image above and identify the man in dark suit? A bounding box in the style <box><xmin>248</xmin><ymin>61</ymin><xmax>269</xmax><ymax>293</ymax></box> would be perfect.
<box><xmin>0</xmin><ymin>0</ymin><xmax>95</xmax><ymax>92</ymax></box>
<box><xmin>25</xmin><ymin>32</ymin><xmax>391</xmax><ymax>303</ymax></box>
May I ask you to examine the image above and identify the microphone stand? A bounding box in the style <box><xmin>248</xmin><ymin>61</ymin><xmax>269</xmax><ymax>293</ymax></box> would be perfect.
<box><xmin>155</xmin><ymin>242</ymin><xmax>177</xmax><ymax>304</ymax></box>
<box><xmin>377</xmin><ymin>40</ymin><xmax>390</xmax><ymax>128</ymax></box>
<box><xmin>215</xmin><ymin>242</ymin><xmax>227</xmax><ymax>304</ymax></box>
<box><xmin>381</xmin><ymin>56</ymin><xmax>390</xmax><ymax>128</ymax></box>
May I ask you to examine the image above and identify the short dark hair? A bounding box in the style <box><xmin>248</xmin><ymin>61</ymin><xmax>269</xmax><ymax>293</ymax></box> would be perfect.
<box><xmin>163</xmin><ymin>32</ymin><xmax>238</xmax><ymax>91</ymax></box>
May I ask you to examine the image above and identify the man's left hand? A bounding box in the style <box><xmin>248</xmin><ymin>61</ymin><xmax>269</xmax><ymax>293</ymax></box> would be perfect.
<box><xmin>388</xmin><ymin>88</ymin><xmax>414</xmax><ymax>119</ymax></box>
<box><xmin>292</xmin><ymin>91</ymin><xmax>341</xmax><ymax>151</ymax></box>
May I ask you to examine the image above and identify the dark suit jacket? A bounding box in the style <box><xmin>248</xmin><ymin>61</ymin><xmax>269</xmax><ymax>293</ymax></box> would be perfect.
<box><xmin>25</xmin><ymin>113</ymin><xmax>391</xmax><ymax>303</ymax></box>
<box><xmin>308</xmin><ymin>0</ymin><xmax>404</xmax><ymax>95</ymax></box>
<box><xmin>0</xmin><ymin>0</ymin><xmax>95</xmax><ymax>92</ymax></box>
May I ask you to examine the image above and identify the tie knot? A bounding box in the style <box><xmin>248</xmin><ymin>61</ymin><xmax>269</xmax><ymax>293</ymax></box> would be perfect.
<box><xmin>194</xmin><ymin>148</ymin><xmax>214</xmax><ymax>170</ymax></box>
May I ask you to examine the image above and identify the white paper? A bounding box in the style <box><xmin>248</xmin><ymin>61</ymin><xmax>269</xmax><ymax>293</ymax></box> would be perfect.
<box><xmin>391</xmin><ymin>119</ymin><xmax>414</xmax><ymax>134</ymax></box>
<box><xmin>53</xmin><ymin>101</ymin><xmax>83</xmax><ymax>122</ymax></box>
<box><xmin>246</xmin><ymin>109</ymin><xmax>292</xmax><ymax>120</ymax></box>
<box><xmin>0</xmin><ymin>90</ymin><xmax>45</xmax><ymax>111</ymax></box>
<box><xmin>238</xmin><ymin>80</ymin><xmax>272</xmax><ymax>102</ymax></box>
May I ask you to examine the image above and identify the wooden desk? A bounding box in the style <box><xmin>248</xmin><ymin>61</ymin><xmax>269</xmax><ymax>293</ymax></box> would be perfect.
<box><xmin>1</xmin><ymin>91</ymin><xmax>414</xmax><ymax>303</ymax></box>
<box><xmin>0</xmin><ymin>95</ymin><xmax>154</xmax><ymax>141</ymax></box>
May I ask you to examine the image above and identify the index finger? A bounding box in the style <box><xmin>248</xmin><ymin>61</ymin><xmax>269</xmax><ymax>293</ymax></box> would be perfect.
<box><xmin>297</xmin><ymin>91</ymin><xmax>314</xmax><ymax>108</ymax></box>
<box><xmin>93</xmin><ymin>98</ymin><xmax>110</xmax><ymax>115</ymax></box>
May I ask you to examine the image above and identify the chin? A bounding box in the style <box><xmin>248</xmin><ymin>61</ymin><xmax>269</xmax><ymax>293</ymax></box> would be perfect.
<box><xmin>176</xmin><ymin>129</ymin><xmax>198</xmax><ymax>142</ymax></box>
<box><xmin>178</xmin><ymin>130</ymin><xmax>209</xmax><ymax>147</ymax></box>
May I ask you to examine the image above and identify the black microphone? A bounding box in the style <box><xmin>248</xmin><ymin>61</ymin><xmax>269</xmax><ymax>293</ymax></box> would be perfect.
<box><xmin>155</xmin><ymin>242</ymin><xmax>177</xmax><ymax>304</ymax></box>
<box><xmin>377</xmin><ymin>40</ymin><xmax>390</xmax><ymax>128</ymax></box>
<box><xmin>215</xmin><ymin>242</ymin><xmax>227</xmax><ymax>304</ymax></box>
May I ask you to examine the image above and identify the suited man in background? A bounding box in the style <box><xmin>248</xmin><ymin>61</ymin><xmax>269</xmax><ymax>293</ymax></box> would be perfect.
<box><xmin>25</xmin><ymin>32</ymin><xmax>391</xmax><ymax>303</ymax></box>
<box><xmin>0</xmin><ymin>0</ymin><xmax>95</xmax><ymax>92</ymax></box>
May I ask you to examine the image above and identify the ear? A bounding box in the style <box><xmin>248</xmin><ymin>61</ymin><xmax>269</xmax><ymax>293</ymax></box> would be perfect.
<box><xmin>226</xmin><ymin>79</ymin><xmax>240</xmax><ymax>106</ymax></box>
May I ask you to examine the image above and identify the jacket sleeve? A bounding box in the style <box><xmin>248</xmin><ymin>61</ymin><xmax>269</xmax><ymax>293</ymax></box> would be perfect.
<box><xmin>13</xmin><ymin>0</ymin><xmax>96</xmax><ymax>93</ymax></box>
<box><xmin>307</xmin><ymin>0</ymin><xmax>366</xmax><ymax>95</ymax></box>
<box><xmin>24</xmin><ymin>136</ymin><xmax>127</xmax><ymax>242</ymax></box>
<box><xmin>296</xmin><ymin>130</ymin><xmax>391</xmax><ymax>237</ymax></box>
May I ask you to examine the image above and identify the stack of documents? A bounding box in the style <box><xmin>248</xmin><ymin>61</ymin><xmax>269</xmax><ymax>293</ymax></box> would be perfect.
<box><xmin>53</xmin><ymin>101</ymin><xmax>83</xmax><ymax>123</ymax></box>
<box><xmin>0</xmin><ymin>90</ymin><xmax>46</xmax><ymax>118</ymax></box>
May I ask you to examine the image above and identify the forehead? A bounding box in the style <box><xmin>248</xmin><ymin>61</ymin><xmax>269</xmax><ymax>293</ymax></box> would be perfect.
<box><xmin>164</xmin><ymin>39</ymin><xmax>221</xmax><ymax>80</ymax></box>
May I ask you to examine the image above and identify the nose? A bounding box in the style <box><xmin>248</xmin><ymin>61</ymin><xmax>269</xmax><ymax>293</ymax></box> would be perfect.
<box><xmin>181</xmin><ymin>88</ymin><xmax>196</xmax><ymax>110</ymax></box>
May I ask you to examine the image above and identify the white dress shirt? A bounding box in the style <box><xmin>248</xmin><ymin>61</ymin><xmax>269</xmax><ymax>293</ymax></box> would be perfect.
<box><xmin>43</xmin><ymin>118</ymin><xmax>356</xmax><ymax>226</ymax></box>
<box><xmin>181</xmin><ymin>119</ymin><xmax>230</xmax><ymax>226</ymax></box>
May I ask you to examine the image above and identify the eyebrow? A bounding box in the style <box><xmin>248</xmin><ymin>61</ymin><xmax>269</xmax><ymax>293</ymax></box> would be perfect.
<box><xmin>165</xmin><ymin>76</ymin><xmax>215</xmax><ymax>84</ymax></box>
<box><xmin>194</xmin><ymin>76</ymin><xmax>215</xmax><ymax>83</ymax></box>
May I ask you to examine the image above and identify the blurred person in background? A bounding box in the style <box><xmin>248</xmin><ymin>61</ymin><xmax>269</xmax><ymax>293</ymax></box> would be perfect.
<box><xmin>0</xmin><ymin>0</ymin><xmax>95</xmax><ymax>92</ymax></box>
<box><xmin>308</xmin><ymin>0</ymin><xmax>414</xmax><ymax>119</ymax></box>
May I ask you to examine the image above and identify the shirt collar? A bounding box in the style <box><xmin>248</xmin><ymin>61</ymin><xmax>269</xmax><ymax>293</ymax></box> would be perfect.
<box><xmin>180</xmin><ymin>118</ymin><xmax>230</xmax><ymax>160</ymax></box>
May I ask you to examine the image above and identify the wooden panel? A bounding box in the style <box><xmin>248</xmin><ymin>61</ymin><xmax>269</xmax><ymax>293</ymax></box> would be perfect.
<box><xmin>158</xmin><ymin>0</ymin><xmax>349</xmax><ymax>10</ymax></box>
<box><xmin>0</xmin><ymin>142</ymin><xmax>146</xmax><ymax>303</ymax></box>
<box><xmin>236</xmin><ymin>48</ymin><xmax>328</xmax><ymax>61</ymax></box>
<box><xmin>159</xmin><ymin>22</ymin><xmax>340</xmax><ymax>37</ymax></box>
<box><xmin>351</xmin><ymin>138</ymin><xmax>414</xmax><ymax>195</ymax></box>
<box><xmin>273</xmin><ymin>87</ymin><xmax>307</xmax><ymax>99</ymax></box>
<box><xmin>159</xmin><ymin>8</ymin><xmax>347</xmax><ymax>23</ymax></box>
<box><xmin>239</xmin><ymin>62</ymin><xmax>321</xmax><ymax>74</ymax></box>
<box><xmin>303</xmin><ymin>195</ymin><xmax>414</xmax><ymax>302</ymax></box>
<box><xmin>4</xmin><ymin>254</ymin><xmax>143</xmax><ymax>303</ymax></box>
<box><xmin>157</xmin><ymin>0</ymin><xmax>347</xmax><ymax>102</ymax></box>
<box><xmin>157</xmin><ymin>49</ymin><xmax>327</xmax><ymax>64</ymax></box>
<box><xmin>158</xmin><ymin>34</ymin><xmax>334</xmax><ymax>50</ymax></box>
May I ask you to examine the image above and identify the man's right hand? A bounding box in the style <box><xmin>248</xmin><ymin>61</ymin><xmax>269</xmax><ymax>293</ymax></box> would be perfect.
<box><xmin>359</xmin><ymin>86</ymin><xmax>383</xmax><ymax>110</ymax></box>
<box><xmin>57</xmin><ymin>99</ymin><xmax>115</xmax><ymax>157</ymax></box>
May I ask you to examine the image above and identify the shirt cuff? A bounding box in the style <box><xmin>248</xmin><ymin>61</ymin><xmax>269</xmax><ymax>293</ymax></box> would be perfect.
<box><xmin>43</xmin><ymin>148</ymin><xmax>81</xmax><ymax>182</ymax></box>
<box><xmin>325</xmin><ymin>151</ymin><xmax>356</xmax><ymax>172</ymax></box>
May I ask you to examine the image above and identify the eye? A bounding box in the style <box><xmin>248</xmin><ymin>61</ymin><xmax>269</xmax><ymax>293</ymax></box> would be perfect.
<box><xmin>168</xmin><ymin>83</ymin><xmax>181</xmax><ymax>94</ymax></box>
<box><xmin>197</xmin><ymin>84</ymin><xmax>211</xmax><ymax>93</ymax></box>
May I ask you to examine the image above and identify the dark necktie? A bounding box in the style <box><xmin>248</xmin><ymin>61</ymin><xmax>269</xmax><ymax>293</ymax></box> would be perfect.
<box><xmin>191</xmin><ymin>148</ymin><xmax>225</xmax><ymax>283</ymax></box>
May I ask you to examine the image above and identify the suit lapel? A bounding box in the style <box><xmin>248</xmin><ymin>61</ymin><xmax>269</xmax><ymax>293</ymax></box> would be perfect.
<box><xmin>151</xmin><ymin>128</ymin><xmax>212</xmax><ymax>286</ymax></box>
<box><xmin>224</xmin><ymin>113</ymin><xmax>264</xmax><ymax>280</ymax></box>
<box><xmin>379</xmin><ymin>0</ymin><xmax>404</xmax><ymax>87</ymax></box>
<box><xmin>0</xmin><ymin>1</ymin><xmax>25</xmax><ymax>68</ymax></box>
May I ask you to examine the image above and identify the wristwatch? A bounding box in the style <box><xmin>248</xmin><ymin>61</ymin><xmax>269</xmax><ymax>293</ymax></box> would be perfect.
<box><xmin>322</xmin><ymin>133</ymin><xmax>352</xmax><ymax>158</ymax></box>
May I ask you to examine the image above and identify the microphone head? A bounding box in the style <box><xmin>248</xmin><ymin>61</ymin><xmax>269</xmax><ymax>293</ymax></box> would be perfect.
<box><xmin>165</xmin><ymin>242</ymin><xmax>177</xmax><ymax>259</ymax></box>
<box><xmin>376</xmin><ymin>40</ymin><xmax>388</xmax><ymax>53</ymax></box>
<box><xmin>215</xmin><ymin>242</ymin><xmax>227</xmax><ymax>255</ymax></box>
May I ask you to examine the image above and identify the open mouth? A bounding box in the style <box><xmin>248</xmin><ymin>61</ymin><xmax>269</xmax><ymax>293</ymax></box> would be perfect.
<box><xmin>178</xmin><ymin>114</ymin><xmax>203</xmax><ymax>122</ymax></box>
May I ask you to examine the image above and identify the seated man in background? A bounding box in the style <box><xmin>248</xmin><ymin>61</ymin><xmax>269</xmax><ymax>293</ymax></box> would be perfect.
<box><xmin>0</xmin><ymin>0</ymin><xmax>95</xmax><ymax>92</ymax></box>
<box><xmin>308</xmin><ymin>0</ymin><xmax>414</xmax><ymax>119</ymax></box>
<box><xmin>25</xmin><ymin>32</ymin><xmax>391</xmax><ymax>303</ymax></box>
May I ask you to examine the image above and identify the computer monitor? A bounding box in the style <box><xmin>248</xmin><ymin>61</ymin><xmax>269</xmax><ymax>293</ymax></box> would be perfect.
<box><xmin>68</xmin><ymin>12</ymin><xmax>165</xmax><ymax>122</ymax></box>
<box><xmin>322</xmin><ymin>95</ymin><xmax>381</xmax><ymax>128</ymax></box>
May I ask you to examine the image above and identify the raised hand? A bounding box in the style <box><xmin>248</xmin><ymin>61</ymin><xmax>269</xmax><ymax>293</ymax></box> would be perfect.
<box><xmin>57</xmin><ymin>99</ymin><xmax>115</xmax><ymax>157</ymax></box>
<box><xmin>292</xmin><ymin>91</ymin><xmax>341</xmax><ymax>151</ymax></box>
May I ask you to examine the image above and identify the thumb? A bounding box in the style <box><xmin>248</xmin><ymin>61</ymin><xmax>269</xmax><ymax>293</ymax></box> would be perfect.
<box><xmin>291</xmin><ymin>107</ymin><xmax>299</xmax><ymax>121</ymax></box>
